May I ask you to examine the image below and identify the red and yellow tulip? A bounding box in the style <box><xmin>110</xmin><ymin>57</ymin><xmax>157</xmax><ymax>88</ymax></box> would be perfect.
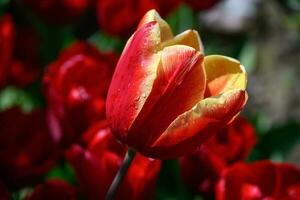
<box><xmin>106</xmin><ymin>10</ymin><xmax>248</xmax><ymax>159</ymax></box>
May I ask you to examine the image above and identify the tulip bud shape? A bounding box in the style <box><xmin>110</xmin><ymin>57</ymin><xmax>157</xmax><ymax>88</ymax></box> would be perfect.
<box><xmin>106</xmin><ymin>10</ymin><xmax>248</xmax><ymax>159</ymax></box>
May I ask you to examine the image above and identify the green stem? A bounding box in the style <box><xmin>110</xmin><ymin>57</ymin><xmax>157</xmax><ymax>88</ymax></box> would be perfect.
<box><xmin>104</xmin><ymin>148</ymin><xmax>136</xmax><ymax>200</ymax></box>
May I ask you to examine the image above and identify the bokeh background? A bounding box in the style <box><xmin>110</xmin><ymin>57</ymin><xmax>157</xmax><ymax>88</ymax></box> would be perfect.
<box><xmin>0</xmin><ymin>0</ymin><xmax>300</xmax><ymax>199</ymax></box>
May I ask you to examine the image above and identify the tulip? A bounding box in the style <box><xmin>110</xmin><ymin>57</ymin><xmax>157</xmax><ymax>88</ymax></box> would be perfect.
<box><xmin>106</xmin><ymin>9</ymin><xmax>248</xmax><ymax>159</ymax></box>
<box><xmin>185</xmin><ymin>0</ymin><xmax>221</xmax><ymax>11</ymax></box>
<box><xmin>25</xmin><ymin>179</ymin><xmax>77</xmax><ymax>200</ymax></box>
<box><xmin>21</xmin><ymin>0</ymin><xmax>93</xmax><ymax>25</ymax></box>
<box><xmin>216</xmin><ymin>161</ymin><xmax>300</xmax><ymax>200</ymax></box>
<box><xmin>0</xmin><ymin>107</ymin><xmax>59</xmax><ymax>188</ymax></box>
<box><xmin>179</xmin><ymin>117</ymin><xmax>256</xmax><ymax>198</ymax></box>
<box><xmin>66</xmin><ymin>122</ymin><xmax>161</xmax><ymax>200</ymax></box>
<box><xmin>44</xmin><ymin>41</ymin><xmax>117</xmax><ymax>146</ymax></box>
<box><xmin>0</xmin><ymin>15</ymin><xmax>14</xmax><ymax>87</ymax></box>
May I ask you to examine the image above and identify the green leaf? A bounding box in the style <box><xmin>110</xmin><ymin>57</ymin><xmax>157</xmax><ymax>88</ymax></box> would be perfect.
<box><xmin>0</xmin><ymin>0</ymin><xmax>9</xmax><ymax>8</ymax></box>
<box><xmin>88</xmin><ymin>31</ymin><xmax>124</xmax><ymax>53</ymax></box>
<box><xmin>239</xmin><ymin>39</ymin><xmax>257</xmax><ymax>74</ymax></box>
<box><xmin>0</xmin><ymin>86</ymin><xmax>40</xmax><ymax>112</ymax></box>
<box><xmin>46</xmin><ymin>161</ymin><xmax>77</xmax><ymax>186</ymax></box>
<box><xmin>155</xmin><ymin>160</ymin><xmax>195</xmax><ymax>200</ymax></box>
<box><xmin>12</xmin><ymin>188</ymin><xmax>33</xmax><ymax>200</ymax></box>
<box><xmin>166</xmin><ymin>4</ymin><xmax>195</xmax><ymax>35</ymax></box>
<box><xmin>251</xmin><ymin>122</ymin><xmax>300</xmax><ymax>161</ymax></box>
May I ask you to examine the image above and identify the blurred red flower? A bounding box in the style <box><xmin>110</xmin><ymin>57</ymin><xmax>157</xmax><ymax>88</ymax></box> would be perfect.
<box><xmin>9</xmin><ymin>26</ymin><xmax>41</xmax><ymax>87</ymax></box>
<box><xmin>21</xmin><ymin>0</ymin><xmax>94</xmax><ymax>25</ymax></box>
<box><xmin>0</xmin><ymin>15</ymin><xmax>14</xmax><ymax>87</ymax></box>
<box><xmin>185</xmin><ymin>0</ymin><xmax>221</xmax><ymax>11</ymax></box>
<box><xmin>65</xmin><ymin>122</ymin><xmax>161</xmax><ymax>200</ymax></box>
<box><xmin>44</xmin><ymin>41</ymin><xmax>117</xmax><ymax>146</ymax></box>
<box><xmin>0</xmin><ymin>182</ymin><xmax>10</xmax><ymax>200</ymax></box>
<box><xmin>0</xmin><ymin>107</ymin><xmax>59</xmax><ymax>188</ymax></box>
<box><xmin>179</xmin><ymin>117</ymin><xmax>256</xmax><ymax>198</ymax></box>
<box><xmin>152</xmin><ymin>0</ymin><xmax>182</xmax><ymax>17</ymax></box>
<box><xmin>97</xmin><ymin>0</ymin><xmax>181</xmax><ymax>37</ymax></box>
<box><xmin>216</xmin><ymin>161</ymin><xmax>300</xmax><ymax>200</ymax></box>
<box><xmin>25</xmin><ymin>179</ymin><xmax>77</xmax><ymax>200</ymax></box>
<box><xmin>0</xmin><ymin>14</ymin><xmax>40</xmax><ymax>88</ymax></box>
<box><xmin>97</xmin><ymin>0</ymin><xmax>157</xmax><ymax>37</ymax></box>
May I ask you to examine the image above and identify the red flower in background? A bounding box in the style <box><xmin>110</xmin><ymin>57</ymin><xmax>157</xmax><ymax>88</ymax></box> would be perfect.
<box><xmin>152</xmin><ymin>0</ymin><xmax>182</xmax><ymax>17</ymax></box>
<box><xmin>0</xmin><ymin>15</ymin><xmax>14</xmax><ymax>87</ymax></box>
<box><xmin>97</xmin><ymin>0</ymin><xmax>181</xmax><ymax>37</ymax></box>
<box><xmin>44</xmin><ymin>41</ymin><xmax>117</xmax><ymax>146</ymax></box>
<box><xmin>97</xmin><ymin>0</ymin><xmax>157</xmax><ymax>37</ymax></box>
<box><xmin>216</xmin><ymin>161</ymin><xmax>300</xmax><ymax>200</ymax></box>
<box><xmin>21</xmin><ymin>0</ymin><xmax>94</xmax><ymax>25</ymax></box>
<box><xmin>8</xmin><ymin>26</ymin><xmax>41</xmax><ymax>87</ymax></box>
<box><xmin>179</xmin><ymin>117</ymin><xmax>256</xmax><ymax>198</ymax></box>
<box><xmin>0</xmin><ymin>14</ymin><xmax>40</xmax><ymax>88</ymax></box>
<box><xmin>66</xmin><ymin>122</ymin><xmax>161</xmax><ymax>200</ymax></box>
<box><xmin>0</xmin><ymin>107</ymin><xmax>59</xmax><ymax>188</ymax></box>
<box><xmin>185</xmin><ymin>0</ymin><xmax>221</xmax><ymax>11</ymax></box>
<box><xmin>0</xmin><ymin>182</ymin><xmax>10</xmax><ymax>200</ymax></box>
<box><xmin>203</xmin><ymin>117</ymin><xmax>256</xmax><ymax>164</ymax></box>
<box><xmin>25</xmin><ymin>179</ymin><xmax>77</xmax><ymax>200</ymax></box>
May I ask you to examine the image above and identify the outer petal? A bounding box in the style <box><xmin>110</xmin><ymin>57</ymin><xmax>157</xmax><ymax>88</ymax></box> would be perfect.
<box><xmin>106</xmin><ymin>21</ymin><xmax>161</xmax><ymax>142</ymax></box>
<box><xmin>204</xmin><ymin>55</ymin><xmax>247</xmax><ymax>97</ymax></box>
<box><xmin>128</xmin><ymin>45</ymin><xmax>206</xmax><ymax>149</ymax></box>
<box><xmin>161</xmin><ymin>30</ymin><xmax>204</xmax><ymax>52</ymax></box>
<box><xmin>144</xmin><ymin>89</ymin><xmax>247</xmax><ymax>159</ymax></box>
<box><xmin>138</xmin><ymin>9</ymin><xmax>173</xmax><ymax>41</ymax></box>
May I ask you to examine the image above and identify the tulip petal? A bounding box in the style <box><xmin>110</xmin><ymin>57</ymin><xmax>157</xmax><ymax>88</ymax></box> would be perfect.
<box><xmin>138</xmin><ymin>9</ymin><xmax>173</xmax><ymax>41</ymax></box>
<box><xmin>106</xmin><ymin>21</ymin><xmax>162</xmax><ymax>140</ymax></box>
<box><xmin>128</xmin><ymin>45</ymin><xmax>206</xmax><ymax>148</ymax></box>
<box><xmin>161</xmin><ymin>30</ymin><xmax>204</xmax><ymax>52</ymax></box>
<box><xmin>145</xmin><ymin>89</ymin><xmax>247</xmax><ymax>158</ymax></box>
<box><xmin>204</xmin><ymin>55</ymin><xmax>247</xmax><ymax>97</ymax></box>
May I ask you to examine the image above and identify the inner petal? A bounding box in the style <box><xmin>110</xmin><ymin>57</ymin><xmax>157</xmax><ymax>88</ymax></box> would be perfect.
<box><xmin>161</xmin><ymin>30</ymin><xmax>203</xmax><ymax>52</ymax></box>
<box><xmin>204</xmin><ymin>55</ymin><xmax>247</xmax><ymax>97</ymax></box>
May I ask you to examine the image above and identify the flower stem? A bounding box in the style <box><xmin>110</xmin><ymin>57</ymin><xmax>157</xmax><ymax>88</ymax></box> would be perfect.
<box><xmin>105</xmin><ymin>148</ymin><xmax>136</xmax><ymax>200</ymax></box>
